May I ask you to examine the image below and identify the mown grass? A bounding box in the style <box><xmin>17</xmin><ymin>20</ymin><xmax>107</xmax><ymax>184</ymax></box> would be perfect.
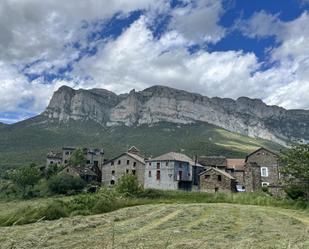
<box><xmin>0</xmin><ymin>189</ymin><xmax>307</xmax><ymax>227</ymax></box>
<box><xmin>1</xmin><ymin>203</ymin><xmax>308</xmax><ymax>249</ymax></box>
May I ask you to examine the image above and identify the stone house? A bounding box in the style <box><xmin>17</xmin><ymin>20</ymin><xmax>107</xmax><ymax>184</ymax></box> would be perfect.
<box><xmin>199</xmin><ymin>167</ymin><xmax>236</xmax><ymax>193</ymax></box>
<box><xmin>101</xmin><ymin>146</ymin><xmax>145</xmax><ymax>186</ymax></box>
<box><xmin>197</xmin><ymin>147</ymin><xmax>281</xmax><ymax>194</ymax></box>
<box><xmin>46</xmin><ymin>151</ymin><xmax>63</xmax><ymax>167</ymax></box>
<box><xmin>144</xmin><ymin>152</ymin><xmax>204</xmax><ymax>191</ymax></box>
<box><xmin>244</xmin><ymin>147</ymin><xmax>281</xmax><ymax>194</ymax></box>
<box><xmin>59</xmin><ymin>165</ymin><xmax>99</xmax><ymax>183</ymax></box>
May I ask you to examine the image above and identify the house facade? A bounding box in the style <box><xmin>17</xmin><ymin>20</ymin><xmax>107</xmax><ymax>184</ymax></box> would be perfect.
<box><xmin>244</xmin><ymin>147</ymin><xmax>281</xmax><ymax>195</ymax></box>
<box><xmin>101</xmin><ymin>146</ymin><xmax>145</xmax><ymax>186</ymax></box>
<box><xmin>199</xmin><ymin>167</ymin><xmax>236</xmax><ymax>193</ymax></box>
<box><xmin>144</xmin><ymin>152</ymin><xmax>204</xmax><ymax>191</ymax></box>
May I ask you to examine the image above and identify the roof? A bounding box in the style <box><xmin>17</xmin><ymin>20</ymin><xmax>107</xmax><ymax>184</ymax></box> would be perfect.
<box><xmin>147</xmin><ymin>152</ymin><xmax>203</xmax><ymax>167</ymax></box>
<box><xmin>226</xmin><ymin>158</ymin><xmax>245</xmax><ymax>171</ymax></box>
<box><xmin>245</xmin><ymin>147</ymin><xmax>279</xmax><ymax>162</ymax></box>
<box><xmin>47</xmin><ymin>151</ymin><xmax>62</xmax><ymax>159</ymax></box>
<box><xmin>127</xmin><ymin>146</ymin><xmax>140</xmax><ymax>154</ymax></box>
<box><xmin>103</xmin><ymin>152</ymin><xmax>145</xmax><ymax>165</ymax></box>
<box><xmin>64</xmin><ymin>165</ymin><xmax>98</xmax><ymax>176</ymax></box>
<box><xmin>198</xmin><ymin>156</ymin><xmax>227</xmax><ymax>167</ymax></box>
<box><xmin>199</xmin><ymin>167</ymin><xmax>235</xmax><ymax>180</ymax></box>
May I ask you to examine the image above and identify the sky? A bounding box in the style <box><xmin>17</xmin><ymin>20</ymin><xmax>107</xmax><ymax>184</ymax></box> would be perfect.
<box><xmin>1</xmin><ymin>0</ymin><xmax>309</xmax><ymax>124</ymax></box>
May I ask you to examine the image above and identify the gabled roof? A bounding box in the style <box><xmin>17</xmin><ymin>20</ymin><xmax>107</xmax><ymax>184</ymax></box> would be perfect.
<box><xmin>226</xmin><ymin>158</ymin><xmax>245</xmax><ymax>170</ymax></box>
<box><xmin>127</xmin><ymin>146</ymin><xmax>140</xmax><ymax>154</ymax></box>
<box><xmin>147</xmin><ymin>152</ymin><xmax>202</xmax><ymax>167</ymax></box>
<box><xmin>198</xmin><ymin>156</ymin><xmax>227</xmax><ymax>167</ymax></box>
<box><xmin>103</xmin><ymin>152</ymin><xmax>145</xmax><ymax>165</ymax></box>
<box><xmin>199</xmin><ymin>167</ymin><xmax>235</xmax><ymax>180</ymax></box>
<box><xmin>47</xmin><ymin>151</ymin><xmax>62</xmax><ymax>159</ymax></box>
<box><xmin>245</xmin><ymin>147</ymin><xmax>279</xmax><ymax>162</ymax></box>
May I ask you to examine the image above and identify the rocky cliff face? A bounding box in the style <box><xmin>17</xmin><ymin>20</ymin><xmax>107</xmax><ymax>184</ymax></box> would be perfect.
<box><xmin>43</xmin><ymin>85</ymin><xmax>309</xmax><ymax>145</ymax></box>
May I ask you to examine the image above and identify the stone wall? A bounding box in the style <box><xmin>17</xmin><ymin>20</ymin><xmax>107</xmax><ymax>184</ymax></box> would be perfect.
<box><xmin>199</xmin><ymin>168</ymin><xmax>236</xmax><ymax>193</ymax></box>
<box><xmin>101</xmin><ymin>154</ymin><xmax>145</xmax><ymax>186</ymax></box>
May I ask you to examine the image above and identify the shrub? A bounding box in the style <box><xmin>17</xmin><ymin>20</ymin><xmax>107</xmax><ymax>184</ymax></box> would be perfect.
<box><xmin>115</xmin><ymin>174</ymin><xmax>143</xmax><ymax>197</ymax></box>
<box><xmin>285</xmin><ymin>185</ymin><xmax>306</xmax><ymax>200</ymax></box>
<box><xmin>47</xmin><ymin>174</ymin><xmax>86</xmax><ymax>195</ymax></box>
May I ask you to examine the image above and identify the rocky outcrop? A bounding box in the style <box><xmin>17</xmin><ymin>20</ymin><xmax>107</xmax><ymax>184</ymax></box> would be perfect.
<box><xmin>43</xmin><ymin>85</ymin><xmax>309</xmax><ymax>145</ymax></box>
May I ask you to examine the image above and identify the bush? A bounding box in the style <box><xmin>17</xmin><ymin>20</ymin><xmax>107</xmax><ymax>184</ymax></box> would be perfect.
<box><xmin>285</xmin><ymin>185</ymin><xmax>306</xmax><ymax>200</ymax></box>
<box><xmin>47</xmin><ymin>174</ymin><xmax>86</xmax><ymax>195</ymax></box>
<box><xmin>115</xmin><ymin>174</ymin><xmax>143</xmax><ymax>197</ymax></box>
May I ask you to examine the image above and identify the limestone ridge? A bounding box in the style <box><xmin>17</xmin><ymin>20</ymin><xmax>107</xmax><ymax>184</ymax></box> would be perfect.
<box><xmin>43</xmin><ymin>85</ymin><xmax>309</xmax><ymax>145</ymax></box>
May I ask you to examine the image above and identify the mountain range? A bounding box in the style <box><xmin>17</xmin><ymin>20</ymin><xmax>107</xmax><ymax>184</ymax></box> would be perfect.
<box><xmin>1</xmin><ymin>84</ymin><xmax>308</xmax><ymax>172</ymax></box>
<box><xmin>44</xmin><ymin>85</ymin><xmax>309</xmax><ymax>145</ymax></box>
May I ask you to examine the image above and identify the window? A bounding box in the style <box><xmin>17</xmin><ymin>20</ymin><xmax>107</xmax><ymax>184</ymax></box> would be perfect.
<box><xmin>111</xmin><ymin>170</ymin><xmax>115</xmax><ymax>176</ymax></box>
<box><xmin>50</xmin><ymin>161</ymin><xmax>53</xmax><ymax>164</ymax></box>
<box><xmin>94</xmin><ymin>161</ymin><xmax>98</xmax><ymax>166</ymax></box>
<box><xmin>132</xmin><ymin>170</ymin><xmax>136</xmax><ymax>175</ymax></box>
<box><xmin>205</xmin><ymin>175</ymin><xmax>210</xmax><ymax>179</ymax></box>
<box><xmin>156</xmin><ymin>170</ymin><xmax>160</xmax><ymax>180</ymax></box>
<box><xmin>148</xmin><ymin>171</ymin><xmax>152</xmax><ymax>177</ymax></box>
<box><xmin>127</xmin><ymin>160</ymin><xmax>130</xmax><ymax>165</ymax></box>
<box><xmin>118</xmin><ymin>160</ymin><xmax>121</xmax><ymax>165</ymax></box>
<box><xmin>86</xmin><ymin>160</ymin><xmax>91</xmax><ymax>164</ymax></box>
<box><xmin>215</xmin><ymin>187</ymin><xmax>219</xmax><ymax>192</ymax></box>
<box><xmin>178</xmin><ymin>171</ymin><xmax>183</xmax><ymax>181</ymax></box>
<box><xmin>217</xmin><ymin>175</ymin><xmax>222</xmax><ymax>182</ymax></box>
<box><xmin>262</xmin><ymin>182</ymin><xmax>269</xmax><ymax>187</ymax></box>
<box><xmin>188</xmin><ymin>173</ymin><xmax>191</xmax><ymax>177</ymax></box>
<box><xmin>261</xmin><ymin>167</ymin><xmax>269</xmax><ymax>177</ymax></box>
<box><xmin>64</xmin><ymin>160</ymin><xmax>68</xmax><ymax>164</ymax></box>
<box><xmin>110</xmin><ymin>180</ymin><xmax>115</xmax><ymax>185</ymax></box>
<box><xmin>133</xmin><ymin>162</ymin><xmax>137</xmax><ymax>167</ymax></box>
<box><xmin>149</xmin><ymin>162</ymin><xmax>152</xmax><ymax>166</ymax></box>
<box><xmin>166</xmin><ymin>162</ymin><xmax>168</xmax><ymax>166</ymax></box>
<box><xmin>179</xmin><ymin>163</ymin><xmax>182</xmax><ymax>168</ymax></box>
<box><xmin>111</xmin><ymin>161</ymin><xmax>114</xmax><ymax>166</ymax></box>
<box><xmin>126</xmin><ymin>169</ymin><xmax>129</xmax><ymax>174</ymax></box>
<box><xmin>65</xmin><ymin>151</ymin><xmax>70</xmax><ymax>155</ymax></box>
<box><xmin>157</xmin><ymin>162</ymin><xmax>160</xmax><ymax>169</ymax></box>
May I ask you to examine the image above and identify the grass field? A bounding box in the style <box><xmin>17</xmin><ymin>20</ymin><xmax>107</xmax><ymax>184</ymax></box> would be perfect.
<box><xmin>0</xmin><ymin>203</ymin><xmax>308</xmax><ymax>249</ymax></box>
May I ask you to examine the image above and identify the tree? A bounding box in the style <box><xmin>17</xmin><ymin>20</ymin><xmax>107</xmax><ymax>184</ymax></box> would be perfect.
<box><xmin>69</xmin><ymin>148</ymin><xmax>86</xmax><ymax>167</ymax></box>
<box><xmin>115</xmin><ymin>174</ymin><xmax>143</xmax><ymax>196</ymax></box>
<box><xmin>9</xmin><ymin>163</ymin><xmax>41</xmax><ymax>198</ymax></box>
<box><xmin>280</xmin><ymin>144</ymin><xmax>309</xmax><ymax>201</ymax></box>
<box><xmin>47</xmin><ymin>174</ymin><xmax>86</xmax><ymax>195</ymax></box>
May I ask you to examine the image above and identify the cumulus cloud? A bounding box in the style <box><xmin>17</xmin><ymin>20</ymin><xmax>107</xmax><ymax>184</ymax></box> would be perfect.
<box><xmin>169</xmin><ymin>0</ymin><xmax>225</xmax><ymax>44</ymax></box>
<box><xmin>73</xmin><ymin>15</ymin><xmax>261</xmax><ymax>99</ymax></box>
<box><xmin>239</xmin><ymin>11</ymin><xmax>309</xmax><ymax>109</ymax></box>
<box><xmin>1</xmin><ymin>0</ymin><xmax>309</xmax><ymax>124</ymax></box>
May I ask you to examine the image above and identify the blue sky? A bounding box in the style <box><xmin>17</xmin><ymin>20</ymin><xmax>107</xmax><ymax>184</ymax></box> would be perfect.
<box><xmin>0</xmin><ymin>0</ymin><xmax>309</xmax><ymax>123</ymax></box>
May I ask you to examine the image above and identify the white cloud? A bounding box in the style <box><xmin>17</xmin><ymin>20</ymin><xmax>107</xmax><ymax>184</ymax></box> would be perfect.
<box><xmin>239</xmin><ymin>11</ymin><xmax>309</xmax><ymax>109</ymax></box>
<box><xmin>169</xmin><ymin>0</ymin><xmax>225</xmax><ymax>44</ymax></box>
<box><xmin>73</xmin><ymin>16</ymin><xmax>262</xmax><ymax>99</ymax></box>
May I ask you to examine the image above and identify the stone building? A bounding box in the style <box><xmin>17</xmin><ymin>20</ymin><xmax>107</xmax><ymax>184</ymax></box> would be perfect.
<box><xmin>244</xmin><ymin>147</ymin><xmax>281</xmax><ymax>194</ymax></box>
<box><xmin>46</xmin><ymin>151</ymin><xmax>62</xmax><ymax>167</ymax></box>
<box><xmin>59</xmin><ymin>165</ymin><xmax>99</xmax><ymax>183</ymax></box>
<box><xmin>46</xmin><ymin>147</ymin><xmax>104</xmax><ymax>183</ymax></box>
<box><xmin>101</xmin><ymin>146</ymin><xmax>145</xmax><ymax>186</ymax></box>
<box><xmin>144</xmin><ymin>152</ymin><xmax>204</xmax><ymax>191</ymax></box>
<box><xmin>199</xmin><ymin>167</ymin><xmax>236</xmax><ymax>193</ymax></box>
<box><xmin>197</xmin><ymin>147</ymin><xmax>281</xmax><ymax>194</ymax></box>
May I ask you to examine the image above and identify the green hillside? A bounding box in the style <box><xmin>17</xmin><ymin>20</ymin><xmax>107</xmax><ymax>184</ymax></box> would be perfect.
<box><xmin>0</xmin><ymin>117</ymin><xmax>283</xmax><ymax>173</ymax></box>
<box><xmin>0</xmin><ymin>203</ymin><xmax>308</xmax><ymax>249</ymax></box>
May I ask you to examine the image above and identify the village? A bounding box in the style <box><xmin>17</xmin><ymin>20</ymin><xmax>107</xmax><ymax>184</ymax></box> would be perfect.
<box><xmin>46</xmin><ymin>145</ymin><xmax>282</xmax><ymax>195</ymax></box>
